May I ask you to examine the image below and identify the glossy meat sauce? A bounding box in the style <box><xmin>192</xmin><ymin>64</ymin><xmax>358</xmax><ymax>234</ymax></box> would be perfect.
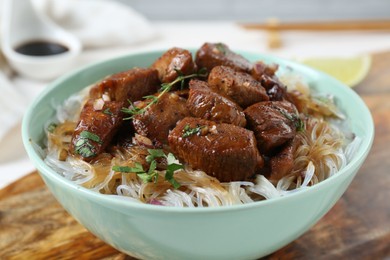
<box><xmin>70</xmin><ymin>43</ymin><xmax>301</xmax><ymax>182</ymax></box>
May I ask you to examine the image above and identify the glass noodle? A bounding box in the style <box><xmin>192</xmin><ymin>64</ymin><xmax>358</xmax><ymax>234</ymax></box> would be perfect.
<box><xmin>43</xmin><ymin>72</ymin><xmax>359</xmax><ymax>207</ymax></box>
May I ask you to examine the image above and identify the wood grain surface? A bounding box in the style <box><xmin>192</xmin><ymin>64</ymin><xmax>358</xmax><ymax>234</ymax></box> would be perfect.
<box><xmin>1</xmin><ymin>52</ymin><xmax>390</xmax><ymax>260</ymax></box>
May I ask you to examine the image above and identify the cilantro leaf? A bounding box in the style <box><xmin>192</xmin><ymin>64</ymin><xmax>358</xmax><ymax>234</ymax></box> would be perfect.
<box><xmin>167</xmin><ymin>178</ymin><xmax>181</xmax><ymax>189</ymax></box>
<box><xmin>146</xmin><ymin>149</ymin><xmax>166</xmax><ymax>163</ymax></box>
<box><xmin>137</xmin><ymin>173</ymin><xmax>154</xmax><ymax>183</ymax></box>
<box><xmin>112</xmin><ymin>163</ymin><xmax>145</xmax><ymax>173</ymax></box>
<box><xmin>80</xmin><ymin>131</ymin><xmax>102</xmax><ymax>144</ymax></box>
<box><xmin>165</xmin><ymin>153</ymin><xmax>183</xmax><ymax>189</ymax></box>
<box><xmin>74</xmin><ymin>131</ymin><xmax>100</xmax><ymax>158</ymax></box>
<box><xmin>148</xmin><ymin>160</ymin><xmax>157</xmax><ymax>174</ymax></box>
<box><xmin>112</xmin><ymin>151</ymin><xmax>182</xmax><ymax>189</ymax></box>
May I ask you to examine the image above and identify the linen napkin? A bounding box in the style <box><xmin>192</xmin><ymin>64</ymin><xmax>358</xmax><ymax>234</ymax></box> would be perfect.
<box><xmin>0</xmin><ymin>0</ymin><xmax>156</xmax><ymax>141</ymax></box>
<box><xmin>33</xmin><ymin>0</ymin><xmax>156</xmax><ymax>48</ymax></box>
<box><xmin>0</xmin><ymin>53</ymin><xmax>27</xmax><ymax>141</ymax></box>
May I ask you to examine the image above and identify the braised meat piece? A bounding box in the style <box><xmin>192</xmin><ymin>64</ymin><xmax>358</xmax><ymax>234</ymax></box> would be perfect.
<box><xmin>70</xmin><ymin>99</ymin><xmax>124</xmax><ymax>160</ymax></box>
<box><xmin>207</xmin><ymin>66</ymin><xmax>269</xmax><ymax>108</ymax></box>
<box><xmin>195</xmin><ymin>42</ymin><xmax>252</xmax><ymax>73</ymax></box>
<box><xmin>187</xmin><ymin>79</ymin><xmax>246</xmax><ymax>127</ymax></box>
<box><xmin>251</xmin><ymin>61</ymin><xmax>278</xmax><ymax>79</ymax></box>
<box><xmin>250</xmin><ymin>61</ymin><xmax>288</xmax><ymax>101</ymax></box>
<box><xmin>90</xmin><ymin>68</ymin><xmax>160</xmax><ymax>102</ymax></box>
<box><xmin>168</xmin><ymin>117</ymin><xmax>263</xmax><ymax>182</ymax></box>
<box><xmin>132</xmin><ymin>92</ymin><xmax>190</xmax><ymax>146</ymax></box>
<box><xmin>269</xmin><ymin>138</ymin><xmax>299</xmax><ymax>181</ymax></box>
<box><xmin>151</xmin><ymin>47</ymin><xmax>197</xmax><ymax>83</ymax></box>
<box><xmin>244</xmin><ymin>101</ymin><xmax>299</xmax><ymax>154</ymax></box>
<box><xmin>259</xmin><ymin>74</ymin><xmax>287</xmax><ymax>101</ymax></box>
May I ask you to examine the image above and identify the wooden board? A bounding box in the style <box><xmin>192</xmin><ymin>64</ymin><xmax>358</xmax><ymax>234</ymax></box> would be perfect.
<box><xmin>1</xmin><ymin>52</ymin><xmax>390</xmax><ymax>260</ymax></box>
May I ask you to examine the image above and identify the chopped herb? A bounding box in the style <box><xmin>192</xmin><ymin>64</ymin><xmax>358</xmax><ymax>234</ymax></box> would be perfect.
<box><xmin>275</xmin><ymin>106</ymin><xmax>305</xmax><ymax>132</ymax></box>
<box><xmin>121</xmin><ymin>100</ymin><xmax>142</xmax><ymax>117</ymax></box>
<box><xmin>74</xmin><ymin>141</ymin><xmax>96</xmax><ymax>158</ymax></box>
<box><xmin>122</xmin><ymin>68</ymin><xmax>207</xmax><ymax>120</ymax></box>
<box><xmin>47</xmin><ymin>123</ymin><xmax>57</xmax><ymax>133</ymax></box>
<box><xmin>215</xmin><ymin>43</ymin><xmax>227</xmax><ymax>55</ymax></box>
<box><xmin>112</xmin><ymin>149</ymin><xmax>183</xmax><ymax>189</ymax></box>
<box><xmin>103</xmin><ymin>108</ymin><xmax>113</xmax><ymax>116</ymax></box>
<box><xmin>137</xmin><ymin>172</ymin><xmax>155</xmax><ymax>183</ymax></box>
<box><xmin>80</xmin><ymin>131</ymin><xmax>102</xmax><ymax>144</ymax></box>
<box><xmin>174</xmin><ymin>69</ymin><xmax>186</xmax><ymax>89</ymax></box>
<box><xmin>148</xmin><ymin>160</ymin><xmax>159</xmax><ymax>183</ymax></box>
<box><xmin>182</xmin><ymin>124</ymin><xmax>205</xmax><ymax>138</ymax></box>
<box><xmin>146</xmin><ymin>149</ymin><xmax>166</xmax><ymax>163</ymax></box>
<box><xmin>112</xmin><ymin>163</ymin><xmax>144</xmax><ymax>173</ymax></box>
<box><xmin>74</xmin><ymin>130</ymin><xmax>102</xmax><ymax>158</ymax></box>
<box><xmin>165</xmin><ymin>153</ymin><xmax>184</xmax><ymax>189</ymax></box>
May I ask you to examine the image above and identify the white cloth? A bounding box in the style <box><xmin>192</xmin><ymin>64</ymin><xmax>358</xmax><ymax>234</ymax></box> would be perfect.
<box><xmin>33</xmin><ymin>0</ymin><xmax>156</xmax><ymax>48</ymax></box>
<box><xmin>0</xmin><ymin>75</ymin><xmax>26</xmax><ymax>138</ymax></box>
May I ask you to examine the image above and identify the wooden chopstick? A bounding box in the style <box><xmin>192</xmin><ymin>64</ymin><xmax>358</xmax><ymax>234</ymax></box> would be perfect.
<box><xmin>240</xmin><ymin>19</ymin><xmax>390</xmax><ymax>31</ymax></box>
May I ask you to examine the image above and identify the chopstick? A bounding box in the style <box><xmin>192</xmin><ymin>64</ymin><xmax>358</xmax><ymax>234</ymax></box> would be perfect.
<box><xmin>240</xmin><ymin>19</ymin><xmax>390</xmax><ymax>31</ymax></box>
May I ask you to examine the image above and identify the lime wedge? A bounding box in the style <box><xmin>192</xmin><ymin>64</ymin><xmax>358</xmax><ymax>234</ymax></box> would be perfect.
<box><xmin>300</xmin><ymin>55</ymin><xmax>371</xmax><ymax>87</ymax></box>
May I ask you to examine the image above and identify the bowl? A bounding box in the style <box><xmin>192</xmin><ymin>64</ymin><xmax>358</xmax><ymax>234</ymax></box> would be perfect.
<box><xmin>22</xmin><ymin>50</ymin><xmax>374</xmax><ymax>259</ymax></box>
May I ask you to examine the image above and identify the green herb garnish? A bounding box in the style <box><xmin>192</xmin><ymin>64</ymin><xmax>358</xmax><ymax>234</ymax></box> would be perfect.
<box><xmin>112</xmin><ymin>163</ymin><xmax>145</xmax><ymax>173</ymax></box>
<box><xmin>103</xmin><ymin>108</ymin><xmax>113</xmax><ymax>116</ymax></box>
<box><xmin>275</xmin><ymin>107</ymin><xmax>305</xmax><ymax>132</ymax></box>
<box><xmin>122</xmin><ymin>69</ymin><xmax>207</xmax><ymax>120</ymax></box>
<box><xmin>146</xmin><ymin>149</ymin><xmax>166</xmax><ymax>163</ymax></box>
<box><xmin>215</xmin><ymin>43</ymin><xmax>227</xmax><ymax>55</ymax></box>
<box><xmin>182</xmin><ymin>124</ymin><xmax>205</xmax><ymax>138</ymax></box>
<box><xmin>47</xmin><ymin>123</ymin><xmax>57</xmax><ymax>133</ymax></box>
<box><xmin>165</xmin><ymin>153</ymin><xmax>183</xmax><ymax>189</ymax></box>
<box><xmin>74</xmin><ymin>141</ymin><xmax>96</xmax><ymax>158</ymax></box>
<box><xmin>74</xmin><ymin>130</ymin><xmax>102</xmax><ymax>158</ymax></box>
<box><xmin>112</xmin><ymin>149</ymin><xmax>183</xmax><ymax>189</ymax></box>
<box><xmin>79</xmin><ymin>131</ymin><xmax>102</xmax><ymax>144</ymax></box>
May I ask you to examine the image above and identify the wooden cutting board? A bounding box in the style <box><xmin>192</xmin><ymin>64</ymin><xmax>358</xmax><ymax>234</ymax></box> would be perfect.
<box><xmin>1</xmin><ymin>52</ymin><xmax>390</xmax><ymax>260</ymax></box>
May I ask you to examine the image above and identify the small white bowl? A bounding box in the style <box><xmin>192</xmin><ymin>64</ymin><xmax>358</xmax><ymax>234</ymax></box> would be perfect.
<box><xmin>1</xmin><ymin>0</ymin><xmax>82</xmax><ymax>80</ymax></box>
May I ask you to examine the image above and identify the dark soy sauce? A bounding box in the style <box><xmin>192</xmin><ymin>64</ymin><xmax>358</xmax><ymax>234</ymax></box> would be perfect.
<box><xmin>15</xmin><ymin>41</ymin><xmax>69</xmax><ymax>56</ymax></box>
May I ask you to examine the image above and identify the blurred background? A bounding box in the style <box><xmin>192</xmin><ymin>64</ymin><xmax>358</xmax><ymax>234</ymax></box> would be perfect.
<box><xmin>118</xmin><ymin>0</ymin><xmax>390</xmax><ymax>22</ymax></box>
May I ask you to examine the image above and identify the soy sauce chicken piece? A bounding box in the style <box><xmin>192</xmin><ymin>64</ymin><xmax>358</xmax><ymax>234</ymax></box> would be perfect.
<box><xmin>259</xmin><ymin>74</ymin><xmax>288</xmax><ymax>101</ymax></box>
<box><xmin>90</xmin><ymin>67</ymin><xmax>160</xmax><ymax>102</ymax></box>
<box><xmin>168</xmin><ymin>117</ymin><xmax>264</xmax><ymax>182</ymax></box>
<box><xmin>244</xmin><ymin>101</ymin><xmax>299</xmax><ymax>154</ymax></box>
<box><xmin>207</xmin><ymin>66</ymin><xmax>269</xmax><ymax>108</ymax></box>
<box><xmin>70</xmin><ymin>99</ymin><xmax>124</xmax><ymax>160</ymax></box>
<box><xmin>187</xmin><ymin>79</ymin><xmax>246</xmax><ymax>127</ymax></box>
<box><xmin>132</xmin><ymin>92</ymin><xmax>190</xmax><ymax>146</ymax></box>
<box><xmin>151</xmin><ymin>47</ymin><xmax>197</xmax><ymax>83</ymax></box>
<box><xmin>251</xmin><ymin>60</ymin><xmax>278</xmax><ymax>79</ymax></box>
<box><xmin>269</xmin><ymin>137</ymin><xmax>299</xmax><ymax>182</ymax></box>
<box><xmin>250</xmin><ymin>61</ymin><xmax>288</xmax><ymax>101</ymax></box>
<box><xmin>195</xmin><ymin>42</ymin><xmax>252</xmax><ymax>73</ymax></box>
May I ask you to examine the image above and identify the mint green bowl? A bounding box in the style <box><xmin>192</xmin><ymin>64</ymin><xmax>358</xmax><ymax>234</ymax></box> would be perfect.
<box><xmin>22</xmin><ymin>50</ymin><xmax>374</xmax><ymax>259</ymax></box>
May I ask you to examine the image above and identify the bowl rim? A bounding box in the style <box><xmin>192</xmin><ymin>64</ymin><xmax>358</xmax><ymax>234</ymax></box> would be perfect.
<box><xmin>22</xmin><ymin>48</ymin><xmax>375</xmax><ymax>213</ymax></box>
